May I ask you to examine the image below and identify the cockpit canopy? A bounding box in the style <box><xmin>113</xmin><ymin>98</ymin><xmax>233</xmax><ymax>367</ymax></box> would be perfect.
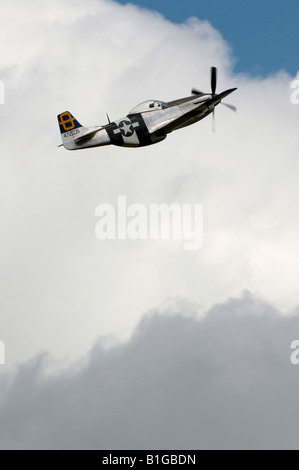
<box><xmin>128</xmin><ymin>100</ymin><xmax>168</xmax><ymax>115</ymax></box>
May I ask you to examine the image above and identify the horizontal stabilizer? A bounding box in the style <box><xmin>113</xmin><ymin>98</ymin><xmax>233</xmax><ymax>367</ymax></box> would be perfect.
<box><xmin>74</xmin><ymin>127</ymin><xmax>103</xmax><ymax>143</ymax></box>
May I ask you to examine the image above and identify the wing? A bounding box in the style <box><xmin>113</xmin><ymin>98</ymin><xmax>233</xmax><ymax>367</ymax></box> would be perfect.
<box><xmin>74</xmin><ymin>126</ymin><xmax>103</xmax><ymax>143</ymax></box>
<box><xmin>146</xmin><ymin>88</ymin><xmax>236</xmax><ymax>135</ymax></box>
<box><xmin>145</xmin><ymin>97</ymin><xmax>209</xmax><ymax>135</ymax></box>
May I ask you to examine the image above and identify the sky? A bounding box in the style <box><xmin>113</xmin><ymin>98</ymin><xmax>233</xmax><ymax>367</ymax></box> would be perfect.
<box><xmin>118</xmin><ymin>0</ymin><xmax>299</xmax><ymax>77</ymax></box>
<box><xmin>0</xmin><ymin>0</ymin><xmax>299</xmax><ymax>450</ymax></box>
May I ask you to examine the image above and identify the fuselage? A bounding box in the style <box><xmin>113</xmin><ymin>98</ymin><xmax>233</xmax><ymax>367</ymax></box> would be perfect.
<box><xmin>58</xmin><ymin>88</ymin><xmax>236</xmax><ymax>150</ymax></box>
<box><xmin>76</xmin><ymin>94</ymin><xmax>214</xmax><ymax>149</ymax></box>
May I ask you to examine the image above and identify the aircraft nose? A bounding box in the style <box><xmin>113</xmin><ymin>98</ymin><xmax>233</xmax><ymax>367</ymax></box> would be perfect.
<box><xmin>218</xmin><ymin>88</ymin><xmax>237</xmax><ymax>100</ymax></box>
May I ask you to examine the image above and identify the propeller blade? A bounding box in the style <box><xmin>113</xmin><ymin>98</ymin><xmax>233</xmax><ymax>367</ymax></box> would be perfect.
<box><xmin>192</xmin><ymin>88</ymin><xmax>204</xmax><ymax>95</ymax></box>
<box><xmin>211</xmin><ymin>66</ymin><xmax>217</xmax><ymax>95</ymax></box>
<box><xmin>221</xmin><ymin>102</ymin><xmax>237</xmax><ymax>112</ymax></box>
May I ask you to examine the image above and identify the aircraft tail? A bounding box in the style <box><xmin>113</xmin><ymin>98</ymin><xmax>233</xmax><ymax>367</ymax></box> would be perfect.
<box><xmin>57</xmin><ymin>111</ymin><xmax>83</xmax><ymax>150</ymax></box>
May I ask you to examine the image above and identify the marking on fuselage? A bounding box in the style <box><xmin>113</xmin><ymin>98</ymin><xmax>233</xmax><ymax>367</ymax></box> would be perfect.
<box><xmin>113</xmin><ymin>120</ymin><xmax>140</xmax><ymax>137</ymax></box>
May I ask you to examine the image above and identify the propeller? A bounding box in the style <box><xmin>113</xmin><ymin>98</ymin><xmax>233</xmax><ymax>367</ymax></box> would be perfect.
<box><xmin>210</xmin><ymin>66</ymin><xmax>217</xmax><ymax>132</ymax></box>
<box><xmin>192</xmin><ymin>66</ymin><xmax>236</xmax><ymax>132</ymax></box>
<box><xmin>211</xmin><ymin>66</ymin><xmax>217</xmax><ymax>95</ymax></box>
<box><xmin>221</xmin><ymin>102</ymin><xmax>237</xmax><ymax>112</ymax></box>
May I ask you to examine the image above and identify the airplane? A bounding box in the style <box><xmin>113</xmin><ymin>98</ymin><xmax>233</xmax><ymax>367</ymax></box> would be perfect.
<box><xmin>57</xmin><ymin>67</ymin><xmax>237</xmax><ymax>151</ymax></box>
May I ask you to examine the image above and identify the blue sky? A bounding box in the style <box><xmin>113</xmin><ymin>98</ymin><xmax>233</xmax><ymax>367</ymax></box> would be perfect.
<box><xmin>117</xmin><ymin>0</ymin><xmax>299</xmax><ymax>77</ymax></box>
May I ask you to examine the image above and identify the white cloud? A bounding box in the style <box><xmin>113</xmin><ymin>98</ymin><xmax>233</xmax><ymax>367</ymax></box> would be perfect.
<box><xmin>0</xmin><ymin>0</ymin><xmax>298</xmax><ymax>372</ymax></box>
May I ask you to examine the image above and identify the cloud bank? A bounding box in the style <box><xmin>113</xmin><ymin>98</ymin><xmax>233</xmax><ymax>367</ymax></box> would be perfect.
<box><xmin>0</xmin><ymin>292</ymin><xmax>299</xmax><ymax>450</ymax></box>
